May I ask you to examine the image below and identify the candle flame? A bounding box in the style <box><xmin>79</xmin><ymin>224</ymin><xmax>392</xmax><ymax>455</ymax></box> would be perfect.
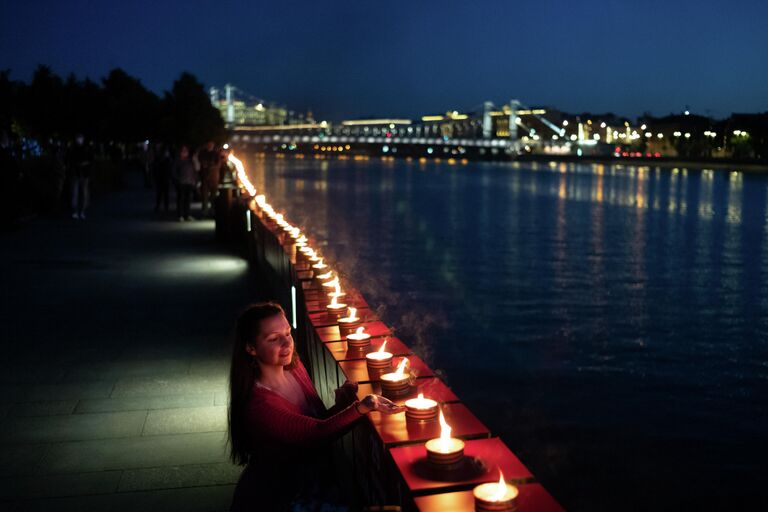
<box><xmin>228</xmin><ymin>153</ymin><xmax>256</xmax><ymax>197</ymax></box>
<box><xmin>488</xmin><ymin>469</ymin><xmax>507</xmax><ymax>501</ymax></box>
<box><xmin>317</xmin><ymin>271</ymin><xmax>333</xmax><ymax>280</ymax></box>
<box><xmin>418</xmin><ymin>393</ymin><xmax>424</xmax><ymax>400</ymax></box>
<box><xmin>377</xmin><ymin>340</ymin><xmax>388</xmax><ymax>353</ymax></box>
<box><xmin>438</xmin><ymin>408</ymin><xmax>452</xmax><ymax>447</ymax></box>
<box><xmin>297</xmin><ymin>235</ymin><xmax>307</xmax><ymax>243</ymax></box>
<box><xmin>354</xmin><ymin>326</ymin><xmax>365</xmax><ymax>336</ymax></box>
<box><xmin>347</xmin><ymin>307</ymin><xmax>357</xmax><ymax>320</ymax></box>
<box><xmin>394</xmin><ymin>357</ymin><xmax>408</xmax><ymax>377</ymax></box>
<box><xmin>255</xmin><ymin>194</ymin><xmax>265</xmax><ymax>207</ymax></box>
<box><xmin>330</xmin><ymin>295</ymin><xmax>339</xmax><ymax>307</ymax></box>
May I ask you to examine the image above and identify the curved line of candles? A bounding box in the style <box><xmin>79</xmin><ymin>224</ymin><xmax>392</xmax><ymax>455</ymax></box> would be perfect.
<box><xmin>234</xmin><ymin>153</ymin><xmax>524</xmax><ymax>507</ymax></box>
<box><xmin>230</xmin><ymin>152</ymin><xmax>349</xmax><ymax>309</ymax></box>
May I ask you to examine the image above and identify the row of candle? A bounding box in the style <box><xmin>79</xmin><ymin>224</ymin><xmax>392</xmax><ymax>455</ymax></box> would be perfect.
<box><xmin>230</xmin><ymin>151</ymin><xmax>519</xmax><ymax>511</ymax></box>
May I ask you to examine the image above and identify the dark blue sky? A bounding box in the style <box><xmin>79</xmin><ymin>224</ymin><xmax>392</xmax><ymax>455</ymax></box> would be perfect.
<box><xmin>2</xmin><ymin>0</ymin><xmax>766</xmax><ymax>120</ymax></box>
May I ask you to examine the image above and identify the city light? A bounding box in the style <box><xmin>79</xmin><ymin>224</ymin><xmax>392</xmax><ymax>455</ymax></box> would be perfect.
<box><xmin>341</xmin><ymin>119</ymin><xmax>412</xmax><ymax>126</ymax></box>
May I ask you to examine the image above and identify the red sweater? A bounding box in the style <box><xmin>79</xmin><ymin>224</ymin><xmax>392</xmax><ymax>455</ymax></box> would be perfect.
<box><xmin>232</xmin><ymin>361</ymin><xmax>362</xmax><ymax>510</ymax></box>
<box><xmin>245</xmin><ymin>360</ymin><xmax>362</xmax><ymax>448</ymax></box>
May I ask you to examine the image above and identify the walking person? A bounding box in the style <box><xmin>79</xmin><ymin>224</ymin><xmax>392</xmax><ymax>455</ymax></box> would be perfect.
<box><xmin>197</xmin><ymin>140</ymin><xmax>221</xmax><ymax>217</ymax></box>
<box><xmin>152</xmin><ymin>143</ymin><xmax>173</xmax><ymax>214</ymax></box>
<box><xmin>66</xmin><ymin>134</ymin><xmax>93</xmax><ymax>220</ymax></box>
<box><xmin>173</xmin><ymin>145</ymin><xmax>196</xmax><ymax>221</ymax></box>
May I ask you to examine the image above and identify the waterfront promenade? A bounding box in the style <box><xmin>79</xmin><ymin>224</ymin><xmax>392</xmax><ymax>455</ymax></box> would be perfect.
<box><xmin>0</xmin><ymin>173</ymin><xmax>253</xmax><ymax>510</ymax></box>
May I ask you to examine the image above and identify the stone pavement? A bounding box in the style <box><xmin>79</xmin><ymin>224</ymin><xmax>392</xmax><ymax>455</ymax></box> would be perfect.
<box><xmin>0</xmin><ymin>173</ymin><xmax>259</xmax><ymax>511</ymax></box>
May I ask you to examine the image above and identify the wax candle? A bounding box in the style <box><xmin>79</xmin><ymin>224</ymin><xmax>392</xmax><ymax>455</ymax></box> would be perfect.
<box><xmin>404</xmin><ymin>393</ymin><xmax>438</xmax><ymax>422</ymax></box>
<box><xmin>473</xmin><ymin>471</ymin><xmax>519</xmax><ymax>511</ymax></box>
<box><xmin>425</xmin><ymin>409</ymin><xmax>465</xmax><ymax>467</ymax></box>
<box><xmin>345</xmin><ymin>325</ymin><xmax>370</xmax><ymax>349</ymax></box>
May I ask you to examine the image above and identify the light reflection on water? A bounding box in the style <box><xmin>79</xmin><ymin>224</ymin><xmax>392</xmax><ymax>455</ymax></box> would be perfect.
<box><xmin>248</xmin><ymin>156</ymin><xmax>768</xmax><ymax>510</ymax></box>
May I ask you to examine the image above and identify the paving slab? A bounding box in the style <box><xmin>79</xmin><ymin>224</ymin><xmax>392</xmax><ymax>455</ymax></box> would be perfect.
<box><xmin>0</xmin><ymin>381</ymin><xmax>116</xmax><ymax>403</ymax></box>
<box><xmin>119</xmin><ymin>462</ymin><xmax>242</xmax><ymax>492</ymax></box>
<box><xmin>0</xmin><ymin>444</ymin><xmax>50</xmax><ymax>477</ymax></box>
<box><xmin>6</xmin><ymin>484</ymin><xmax>236</xmax><ymax>512</ymax></box>
<box><xmin>40</xmin><ymin>431</ymin><xmax>229</xmax><ymax>474</ymax></box>
<box><xmin>0</xmin><ymin>470</ymin><xmax>122</xmax><ymax>500</ymax></box>
<box><xmin>142</xmin><ymin>406</ymin><xmax>227</xmax><ymax>436</ymax></box>
<box><xmin>0</xmin><ymin>410</ymin><xmax>147</xmax><ymax>444</ymax></box>
<box><xmin>110</xmin><ymin>375</ymin><xmax>228</xmax><ymax>398</ymax></box>
<box><xmin>214</xmin><ymin>391</ymin><xmax>229</xmax><ymax>406</ymax></box>
<box><xmin>7</xmin><ymin>400</ymin><xmax>78</xmax><ymax>417</ymax></box>
<box><xmin>65</xmin><ymin>359</ymin><xmax>191</xmax><ymax>381</ymax></box>
<box><xmin>75</xmin><ymin>393</ymin><xmax>214</xmax><ymax>414</ymax></box>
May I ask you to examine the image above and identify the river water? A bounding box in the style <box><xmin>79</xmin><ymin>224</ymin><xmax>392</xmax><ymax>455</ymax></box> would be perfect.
<box><xmin>247</xmin><ymin>156</ymin><xmax>768</xmax><ymax>511</ymax></box>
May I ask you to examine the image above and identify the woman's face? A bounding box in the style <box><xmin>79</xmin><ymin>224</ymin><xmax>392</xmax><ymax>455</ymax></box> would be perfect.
<box><xmin>249</xmin><ymin>314</ymin><xmax>293</xmax><ymax>367</ymax></box>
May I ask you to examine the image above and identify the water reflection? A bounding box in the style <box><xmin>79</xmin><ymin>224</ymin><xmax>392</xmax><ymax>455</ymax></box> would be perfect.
<box><xmin>248</xmin><ymin>156</ymin><xmax>768</xmax><ymax>510</ymax></box>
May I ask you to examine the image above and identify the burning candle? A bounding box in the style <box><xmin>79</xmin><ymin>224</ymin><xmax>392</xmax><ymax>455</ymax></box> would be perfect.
<box><xmin>337</xmin><ymin>306</ymin><xmax>360</xmax><ymax>335</ymax></box>
<box><xmin>380</xmin><ymin>357</ymin><xmax>411</xmax><ymax>398</ymax></box>
<box><xmin>365</xmin><ymin>339</ymin><xmax>393</xmax><ymax>374</ymax></box>
<box><xmin>404</xmin><ymin>393</ymin><xmax>438</xmax><ymax>422</ymax></box>
<box><xmin>425</xmin><ymin>409</ymin><xmax>465</xmax><ymax>468</ymax></box>
<box><xmin>316</xmin><ymin>270</ymin><xmax>333</xmax><ymax>281</ymax></box>
<box><xmin>325</xmin><ymin>295</ymin><xmax>347</xmax><ymax>318</ymax></box>
<box><xmin>345</xmin><ymin>325</ymin><xmax>371</xmax><ymax>349</ymax></box>
<box><xmin>289</xmin><ymin>227</ymin><xmax>301</xmax><ymax>239</ymax></box>
<box><xmin>312</xmin><ymin>258</ymin><xmax>327</xmax><ymax>270</ymax></box>
<box><xmin>473</xmin><ymin>470</ymin><xmax>519</xmax><ymax>511</ymax></box>
<box><xmin>300</xmin><ymin>246</ymin><xmax>313</xmax><ymax>255</ymax></box>
<box><xmin>308</xmin><ymin>253</ymin><xmax>322</xmax><ymax>263</ymax></box>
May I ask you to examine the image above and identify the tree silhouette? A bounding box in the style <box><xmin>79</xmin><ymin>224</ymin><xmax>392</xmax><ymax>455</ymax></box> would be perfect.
<box><xmin>160</xmin><ymin>72</ymin><xmax>225</xmax><ymax>148</ymax></box>
<box><xmin>2</xmin><ymin>66</ymin><xmax>224</xmax><ymax>149</ymax></box>
<box><xmin>102</xmin><ymin>68</ymin><xmax>158</xmax><ymax>143</ymax></box>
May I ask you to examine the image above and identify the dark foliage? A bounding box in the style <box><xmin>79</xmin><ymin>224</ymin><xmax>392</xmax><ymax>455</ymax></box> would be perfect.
<box><xmin>1</xmin><ymin>65</ymin><xmax>225</xmax><ymax>147</ymax></box>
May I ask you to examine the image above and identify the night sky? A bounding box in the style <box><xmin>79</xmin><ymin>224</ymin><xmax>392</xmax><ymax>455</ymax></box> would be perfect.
<box><xmin>1</xmin><ymin>0</ymin><xmax>766</xmax><ymax>120</ymax></box>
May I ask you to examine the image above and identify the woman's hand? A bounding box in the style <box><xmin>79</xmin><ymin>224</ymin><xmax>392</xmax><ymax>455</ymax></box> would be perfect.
<box><xmin>334</xmin><ymin>380</ymin><xmax>358</xmax><ymax>406</ymax></box>
<box><xmin>356</xmin><ymin>394</ymin><xmax>405</xmax><ymax>415</ymax></box>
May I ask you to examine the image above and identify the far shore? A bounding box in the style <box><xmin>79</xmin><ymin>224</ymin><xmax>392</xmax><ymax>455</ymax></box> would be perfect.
<box><xmin>517</xmin><ymin>154</ymin><xmax>768</xmax><ymax>173</ymax></box>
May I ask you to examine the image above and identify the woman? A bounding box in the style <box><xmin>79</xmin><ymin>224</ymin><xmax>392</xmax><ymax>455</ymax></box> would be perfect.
<box><xmin>229</xmin><ymin>302</ymin><xmax>402</xmax><ymax>511</ymax></box>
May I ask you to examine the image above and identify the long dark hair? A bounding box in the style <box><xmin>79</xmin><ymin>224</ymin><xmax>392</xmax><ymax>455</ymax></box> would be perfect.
<box><xmin>228</xmin><ymin>302</ymin><xmax>298</xmax><ymax>465</ymax></box>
